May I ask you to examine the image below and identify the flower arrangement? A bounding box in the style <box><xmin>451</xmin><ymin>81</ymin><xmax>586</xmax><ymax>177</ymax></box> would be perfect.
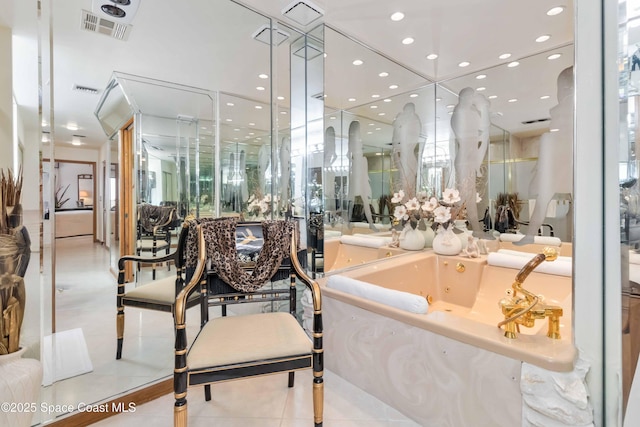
<box><xmin>246</xmin><ymin>193</ymin><xmax>279</xmax><ymax>218</ymax></box>
<box><xmin>391</xmin><ymin>188</ymin><xmax>473</xmax><ymax>230</ymax></box>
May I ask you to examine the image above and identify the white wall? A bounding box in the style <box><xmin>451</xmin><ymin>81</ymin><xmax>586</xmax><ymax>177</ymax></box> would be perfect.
<box><xmin>0</xmin><ymin>25</ymin><xmax>13</xmax><ymax>171</ymax></box>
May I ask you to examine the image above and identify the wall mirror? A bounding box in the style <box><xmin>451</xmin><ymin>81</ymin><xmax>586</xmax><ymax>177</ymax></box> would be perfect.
<box><xmin>77</xmin><ymin>174</ymin><xmax>93</xmax><ymax>207</ymax></box>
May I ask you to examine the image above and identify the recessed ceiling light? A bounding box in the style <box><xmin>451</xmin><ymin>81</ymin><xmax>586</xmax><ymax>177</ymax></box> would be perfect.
<box><xmin>488</xmin><ymin>95</ymin><xmax>498</xmax><ymax>99</ymax></box>
<box><xmin>448</xmin><ymin>111</ymin><xmax>453</xmax><ymax>115</ymax></box>
<box><xmin>477</xmin><ymin>87</ymin><xmax>486</xmax><ymax>91</ymax></box>
<box><xmin>370</xmin><ymin>105</ymin><xmax>378</xmax><ymax>109</ymax></box>
<box><xmin>249</xmin><ymin>122</ymin><xmax>255</xmax><ymax>126</ymax></box>
<box><xmin>508</xmin><ymin>98</ymin><xmax>518</xmax><ymax>103</ymax></box>
<box><xmin>540</xmin><ymin>95</ymin><xmax>550</xmax><ymax>99</ymax></box>
<box><xmin>426</xmin><ymin>53</ymin><xmax>438</xmax><ymax>60</ymax></box>
<box><xmin>536</xmin><ymin>34</ymin><xmax>551</xmax><ymax>43</ymax></box>
<box><xmin>550</xmin><ymin>128</ymin><xmax>560</xmax><ymax>132</ymax></box>
<box><xmin>402</xmin><ymin>37</ymin><xmax>414</xmax><ymax>45</ymax></box>
<box><xmin>255</xmin><ymin>106</ymin><xmax>263</xmax><ymax>109</ymax></box>
<box><xmin>66</xmin><ymin>123</ymin><xmax>79</xmax><ymax>131</ymax></box>
<box><xmin>371</xmin><ymin>94</ymin><xmax>380</xmax><ymax>98</ymax></box>
<box><xmin>233</xmin><ymin>137</ymin><xmax>238</xmax><ymax>140</ymax></box>
<box><xmin>353</xmin><ymin>59</ymin><xmax>364</xmax><ymax>65</ymax></box>
<box><xmin>389</xmin><ymin>84</ymin><xmax>398</xmax><ymax>89</ymax></box>
<box><xmin>435</xmin><ymin>97</ymin><xmax>442</xmax><ymax>101</ymax></box>
<box><xmin>280</xmin><ymin>111</ymin><xmax>287</xmax><ymax>115</ymax></box>
<box><xmin>376</xmin><ymin>128</ymin><xmax>381</xmax><ymax>131</ymax></box>
<box><xmin>476</xmin><ymin>74</ymin><xmax>487</xmax><ymax>80</ymax></box>
<box><xmin>258</xmin><ymin>74</ymin><xmax>269</xmax><ymax>79</ymax></box>
<box><xmin>446</xmin><ymin>104</ymin><xmax>455</xmax><ymax>109</ymax></box>
<box><xmin>323</xmin><ymin>53</ymin><xmax>327</xmax><ymax>58</ymax></box>
<box><xmin>383</xmin><ymin>98</ymin><xmax>392</xmax><ymax>103</ymax></box>
<box><xmin>547</xmin><ymin>53</ymin><xmax>562</xmax><ymax>60</ymax></box>
<box><xmin>458</xmin><ymin>61</ymin><xmax>470</xmax><ymax>67</ymax></box>
<box><xmin>256</xmin><ymin>86</ymin><xmax>265</xmax><ymax>91</ymax></box>
<box><xmin>378</xmin><ymin>112</ymin><xmax>386</xmax><ymax>116</ymax></box>
<box><xmin>249</xmin><ymin>132</ymin><xmax>255</xmax><ymax>135</ymax></box>
<box><xmin>348</xmin><ymin>98</ymin><xmax>356</xmax><ymax>102</ymax></box>
<box><xmin>369</xmin><ymin>123</ymin><xmax>375</xmax><ymax>126</ymax></box>
<box><xmin>226</xmin><ymin>102</ymin><xmax>235</xmax><ymax>106</ymax></box>
<box><xmin>391</xmin><ymin>12</ymin><xmax>405</xmax><ymax>21</ymax></box>
<box><xmin>547</xmin><ymin>6</ymin><xmax>565</xmax><ymax>16</ymax></box>
<box><xmin>233</xmin><ymin>128</ymin><xmax>240</xmax><ymax>131</ymax></box>
<box><xmin>71</xmin><ymin>141</ymin><xmax>82</xmax><ymax>146</ymax></box>
<box><xmin>367</xmin><ymin>131</ymin><xmax>373</xmax><ymax>135</ymax></box>
<box><xmin>277</xmin><ymin>96</ymin><xmax>285</xmax><ymax>100</ymax></box>
<box><xmin>226</xmin><ymin>118</ymin><xmax>233</xmax><ymax>122</ymax></box>
<box><xmin>507</xmin><ymin>61</ymin><xmax>520</xmax><ymax>68</ymax></box>
<box><xmin>330</xmin><ymin>116</ymin><xmax>336</xmax><ymax>120</ymax></box>
<box><xmin>499</xmin><ymin>53</ymin><xmax>511</xmax><ymax>60</ymax></box>
<box><xmin>379</xmin><ymin>72</ymin><xmax>389</xmax><ymax>77</ymax></box>
<box><xmin>410</xmin><ymin>93</ymin><xmax>419</xmax><ymax>98</ymax></box>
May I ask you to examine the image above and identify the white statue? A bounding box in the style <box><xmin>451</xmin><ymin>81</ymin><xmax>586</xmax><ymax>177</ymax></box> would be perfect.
<box><xmin>279</xmin><ymin>136</ymin><xmax>291</xmax><ymax>209</ymax></box>
<box><xmin>347</xmin><ymin>121</ymin><xmax>375</xmax><ymax>228</ymax></box>
<box><xmin>519</xmin><ymin>66</ymin><xmax>574</xmax><ymax>244</ymax></box>
<box><xmin>451</xmin><ymin>87</ymin><xmax>491</xmax><ymax>233</ymax></box>
<box><xmin>257</xmin><ymin>143</ymin><xmax>270</xmax><ymax>195</ymax></box>
<box><xmin>392</xmin><ymin>102</ymin><xmax>422</xmax><ymax>196</ymax></box>
<box><xmin>324</xmin><ymin>126</ymin><xmax>337</xmax><ymax>204</ymax></box>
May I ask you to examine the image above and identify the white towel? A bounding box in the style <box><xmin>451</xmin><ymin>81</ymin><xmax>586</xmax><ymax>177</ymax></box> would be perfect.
<box><xmin>487</xmin><ymin>252</ymin><xmax>572</xmax><ymax>277</ymax></box>
<box><xmin>339</xmin><ymin>235</ymin><xmax>389</xmax><ymax>248</ymax></box>
<box><xmin>497</xmin><ymin>249</ymin><xmax>572</xmax><ymax>264</ymax></box>
<box><xmin>326</xmin><ymin>275</ymin><xmax>429</xmax><ymax>314</ymax></box>
<box><xmin>352</xmin><ymin>233</ymin><xmax>393</xmax><ymax>244</ymax></box>
<box><xmin>499</xmin><ymin>233</ymin><xmax>562</xmax><ymax>246</ymax></box>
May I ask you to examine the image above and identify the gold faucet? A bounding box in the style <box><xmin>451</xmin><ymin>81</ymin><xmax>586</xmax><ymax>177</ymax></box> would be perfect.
<box><xmin>497</xmin><ymin>247</ymin><xmax>564</xmax><ymax>339</ymax></box>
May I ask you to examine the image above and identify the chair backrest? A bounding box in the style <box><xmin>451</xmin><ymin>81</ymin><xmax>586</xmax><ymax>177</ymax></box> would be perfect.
<box><xmin>138</xmin><ymin>204</ymin><xmax>176</xmax><ymax>234</ymax></box>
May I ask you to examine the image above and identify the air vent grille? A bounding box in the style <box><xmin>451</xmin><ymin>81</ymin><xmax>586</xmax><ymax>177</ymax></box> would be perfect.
<box><xmin>521</xmin><ymin>118</ymin><xmax>551</xmax><ymax>125</ymax></box>
<box><xmin>81</xmin><ymin>10</ymin><xmax>131</xmax><ymax>41</ymax></box>
<box><xmin>73</xmin><ymin>84</ymin><xmax>99</xmax><ymax>95</ymax></box>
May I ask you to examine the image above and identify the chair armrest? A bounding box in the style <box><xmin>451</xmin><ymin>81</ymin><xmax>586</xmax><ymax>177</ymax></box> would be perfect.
<box><xmin>118</xmin><ymin>251</ymin><xmax>175</xmax><ymax>271</ymax></box>
<box><xmin>290</xmin><ymin>233</ymin><xmax>322</xmax><ymax>314</ymax></box>
<box><xmin>175</xmin><ymin>225</ymin><xmax>206</xmax><ymax>326</ymax></box>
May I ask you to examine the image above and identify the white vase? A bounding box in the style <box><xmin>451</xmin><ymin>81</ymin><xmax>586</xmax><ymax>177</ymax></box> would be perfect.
<box><xmin>432</xmin><ymin>226</ymin><xmax>463</xmax><ymax>256</ymax></box>
<box><xmin>454</xmin><ymin>220</ymin><xmax>473</xmax><ymax>250</ymax></box>
<box><xmin>399</xmin><ymin>224</ymin><xmax>426</xmax><ymax>251</ymax></box>
<box><xmin>421</xmin><ymin>222</ymin><xmax>435</xmax><ymax>248</ymax></box>
<box><xmin>0</xmin><ymin>348</ymin><xmax>43</xmax><ymax>427</ymax></box>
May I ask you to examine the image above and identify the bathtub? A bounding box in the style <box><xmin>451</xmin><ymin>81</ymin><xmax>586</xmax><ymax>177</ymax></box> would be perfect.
<box><xmin>323</xmin><ymin>236</ymin><xmax>406</xmax><ymax>272</ymax></box>
<box><xmin>317</xmin><ymin>250</ymin><xmax>580</xmax><ymax>426</ymax></box>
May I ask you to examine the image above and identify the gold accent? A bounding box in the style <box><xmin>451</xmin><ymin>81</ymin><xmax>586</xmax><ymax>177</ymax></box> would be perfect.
<box><xmin>116</xmin><ymin>314</ymin><xmax>124</xmax><ymax>339</ymax></box>
<box><xmin>455</xmin><ymin>262</ymin><xmax>465</xmax><ymax>273</ymax></box>
<box><xmin>312</xmin><ymin>332</ymin><xmax>323</xmax><ymax>338</ymax></box>
<box><xmin>174</xmin><ymin>366</ymin><xmax>188</xmax><ymax>373</ymax></box>
<box><xmin>313</xmin><ymin>370</ymin><xmax>324</xmax><ymax>378</ymax></box>
<box><xmin>385</xmin><ymin>251</ymin><xmax>392</xmax><ymax>257</ymax></box>
<box><xmin>175</xmin><ymin>227</ymin><xmax>206</xmax><ymax>326</ymax></box>
<box><xmin>175</xmin><ymin>349</ymin><xmax>187</xmax><ymax>355</ymax></box>
<box><xmin>313</xmin><ymin>348</ymin><xmax>324</xmax><ymax>353</ymax></box>
<box><xmin>175</xmin><ymin>324</ymin><xmax>186</xmax><ymax>330</ymax></box>
<box><xmin>313</xmin><ymin>381</ymin><xmax>324</xmax><ymax>425</ymax></box>
<box><xmin>174</xmin><ymin>403</ymin><xmax>187</xmax><ymax>427</ymax></box>
<box><xmin>174</xmin><ymin>391</ymin><xmax>187</xmax><ymax>399</ymax></box>
<box><xmin>443</xmin><ymin>261</ymin><xmax>449</xmax><ymax>266</ymax></box>
<box><xmin>497</xmin><ymin>247</ymin><xmax>563</xmax><ymax>339</ymax></box>
<box><xmin>347</xmin><ymin>258</ymin><xmax>352</xmax><ymax>263</ymax></box>
<box><xmin>425</xmin><ymin>295</ymin><xmax>433</xmax><ymax>304</ymax></box>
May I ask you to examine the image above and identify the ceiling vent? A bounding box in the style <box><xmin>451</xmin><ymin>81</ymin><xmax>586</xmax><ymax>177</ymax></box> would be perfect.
<box><xmin>292</xmin><ymin>41</ymin><xmax>323</xmax><ymax>60</ymax></box>
<box><xmin>281</xmin><ymin>1</ymin><xmax>324</xmax><ymax>26</ymax></box>
<box><xmin>521</xmin><ymin>118</ymin><xmax>551</xmax><ymax>125</ymax></box>
<box><xmin>72</xmin><ymin>84</ymin><xmax>99</xmax><ymax>95</ymax></box>
<box><xmin>81</xmin><ymin>9</ymin><xmax>132</xmax><ymax>41</ymax></box>
<box><xmin>252</xmin><ymin>24</ymin><xmax>290</xmax><ymax>46</ymax></box>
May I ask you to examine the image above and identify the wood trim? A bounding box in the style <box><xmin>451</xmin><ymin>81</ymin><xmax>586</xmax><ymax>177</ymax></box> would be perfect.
<box><xmin>119</xmin><ymin>118</ymin><xmax>134</xmax><ymax>282</ymax></box>
<box><xmin>45</xmin><ymin>378</ymin><xmax>172</xmax><ymax>427</ymax></box>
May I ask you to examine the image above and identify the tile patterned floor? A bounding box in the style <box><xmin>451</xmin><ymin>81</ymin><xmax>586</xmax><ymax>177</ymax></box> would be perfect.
<box><xmin>45</xmin><ymin>236</ymin><xmax>420</xmax><ymax>426</ymax></box>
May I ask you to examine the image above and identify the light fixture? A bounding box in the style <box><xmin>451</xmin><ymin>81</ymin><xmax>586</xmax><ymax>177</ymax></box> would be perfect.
<box><xmin>540</xmin><ymin>95</ymin><xmax>550</xmax><ymax>99</ymax></box>
<box><xmin>499</xmin><ymin>53</ymin><xmax>512</xmax><ymax>59</ymax></box>
<box><xmin>280</xmin><ymin>111</ymin><xmax>287</xmax><ymax>115</ymax></box>
<box><xmin>226</xmin><ymin>118</ymin><xmax>233</xmax><ymax>122</ymax></box>
<box><xmin>226</xmin><ymin>102</ymin><xmax>235</xmax><ymax>106</ymax></box>
<box><xmin>378</xmin><ymin>112</ymin><xmax>385</xmax><ymax>116</ymax></box>
<box><xmin>507</xmin><ymin>61</ymin><xmax>520</xmax><ymax>68</ymax></box>
<box><xmin>281</xmin><ymin>0</ymin><xmax>324</xmax><ymax>26</ymax></box>
<box><xmin>458</xmin><ymin>61</ymin><xmax>470</xmax><ymax>67</ymax></box>
<box><xmin>71</xmin><ymin>141</ymin><xmax>82</xmax><ymax>146</ymax></box>
<box><xmin>410</xmin><ymin>93</ymin><xmax>419</xmax><ymax>98</ymax></box>
<box><xmin>426</xmin><ymin>53</ymin><xmax>438</xmax><ymax>60</ymax></box>
<box><xmin>536</xmin><ymin>34</ymin><xmax>551</xmax><ymax>43</ymax></box>
<box><xmin>256</xmin><ymin>86</ymin><xmax>265</xmax><ymax>91</ymax></box>
<box><xmin>371</xmin><ymin>94</ymin><xmax>380</xmax><ymax>98</ymax></box>
<box><xmin>476</xmin><ymin>74</ymin><xmax>487</xmax><ymax>80</ymax></box>
<box><xmin>353</xmin><ymin>59</ymin><xmax>364</xmax><ymax>66</ymax></box>
<box><xmin>402</xmin><ymin>37</ymin><xmax>414</xmax><ymax>45</ymax></box>
<box><xmin>389</xmin><ymin>84</ymin><xmax>398</xmax><ymax>89</ymax></box>
<box><xmin>367</xmin><ymin>131</ymin><xmax>373</xmax><ymax>135</ymax></box>
<box><xmin>255</xmin><ymin>106</ymin><xmax>263</xmax><ymax>109</ymax></box>
<box><xmin>550</xmin><ymin>128</ymin><xmax>560</xmax><ymax>132</ymax></box>
<box><xmin>252</xmin><ymin>24</ymin><xmax>290</xmax><ymax>46</ymax></box>
<box><xmin>277</xmin><ymin>96</ymin><xmax>285</xmax><ymax>100</ymax></box>
<box><xmin>435</xmin><ymin>97</ymin><xmax>442</xmax><ymax>101</ymax></box>
<box><xmin>383</xmin><ymin>98</ymin><xmax>392</xmax><ymax>103</ymax></box>
<box><xmin>547</xmin><ymin>6</ymin><xmax>564</xmax><ymax>16</ymax></box>
<box><xmin>477</xmin><ymin>87</ymin><xmax>486</xmax><ymax>91</ymax></box>
<box><xmin>258</xmin><ymin>74</ymin><xmax>268</xmax><ymax>79</ymax></box>
<box><xmin>488</xmin><ymin>95</ymin><xmax>498</xmax><ymax>99</ymax></box>
<box><xmin>508</xmin><ymin>98</ymin><xmax>518</xmax><ymax>103</ymax></box>
<box><xmin>370</xmin><ymin>105</ymin><xmax>378</xmax><ymax>109</ymax></box>
<box><xmin>233</xmin><ymin>128</ymin><xmax>240</xmax><ymax>132</ymax></box>
<box><xmin>66</xmin><ymin>122</ymin><xmax>79</xmax><ymax>131</ymax></box>
<box><xmin>249</xmin><ymin>122</ymin><xmax>256</xmax><ymax>126</ymax></box>
<box><xmin>348</xmin><ymin>98</ymin><xmax>356</xmax><ymax>102</ymax></box>
<box><xmin>547</xmin><ymin>53</ymin><xmax>562</xmax><ymax>60</ymax></box>
<box><xmin>379</xmin><ymin>72</ymin><xmax>389</xmax><ymax>77</ymax></box>
<box><xmin>390</xmin><ymin>12</ymin><xmax>405</xmax><ymax>21</ymax></box>
<box><xmin>330</xmin><ymin>116</ymin><xmax>336</xmax><ymax>120</ymax></box>
<box><xmin>446</xmin><ymin>104</ymin><xmax>455</xmax><ymax>109</ymax></box>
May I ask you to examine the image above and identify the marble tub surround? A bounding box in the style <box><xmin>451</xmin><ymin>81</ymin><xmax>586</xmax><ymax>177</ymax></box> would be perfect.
<box><xmin>499</xmin><ymin>239</ymin><xmax>573</xmax><ymax>257</ymax></box>
<box><xmin>319</xmin><ymin>250</ymin><xmax>576</xmax><ymax>372</ymax></box>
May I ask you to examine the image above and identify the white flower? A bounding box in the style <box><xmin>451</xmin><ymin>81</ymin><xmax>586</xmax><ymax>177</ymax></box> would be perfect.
<box><xmin>259</xmin><ymin>201</ymin><xmax>269</xmax><ymax>213</ymax></box>
<box><xmin>404</xmin><ymin>197</ymin><xmax>420</xmax><ymax>212</ymax></box>
<box><xmin>391</xmin><ymin>190</ymin><xmax>405</xmax><ymax>204</ymax></box>
<box><xmin>264</xmin><ymin>194</ymin><xmax>272</xmax><ymax>203</ymax></box>
<box><xmin>416</xmin><ymin>191</ymin><xmax>429</xmax><ymax>202</ymax></box>
<box><xmin>422</xmin><ymin>197</ymin><xmax>439</xmax><ymax>212</ymax></box>
<box><xmin>393</xmin><ymin>205</ymin><xmax>409</xmax><ymax>221</ymax></box>
<box><xmin>476</xmin><ymin>192</ymin><xmax>482</xmax><ymax>203</ymax></box>
<box><xmin>442</xmin><ymin>188</ymin><xmax>461</xmax><ymax>205</ymax></box>
<box><xmin>433</xmin><ymin>205</ymin><xmax>452</xmax><ymax>224</ymax></box>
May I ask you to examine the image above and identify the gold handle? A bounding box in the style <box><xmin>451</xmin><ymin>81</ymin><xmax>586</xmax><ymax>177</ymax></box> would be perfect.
<box><xmin>455</xmin><ymin>262</ymin><xmax>465</xmax><ymax>273</ymax></box>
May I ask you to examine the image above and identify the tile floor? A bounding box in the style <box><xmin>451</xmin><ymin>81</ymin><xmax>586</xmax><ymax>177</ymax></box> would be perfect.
<box><xmin>45</xmin><ymin>236</ymin><xmax>420</xmax><ymax>426</ymax></box>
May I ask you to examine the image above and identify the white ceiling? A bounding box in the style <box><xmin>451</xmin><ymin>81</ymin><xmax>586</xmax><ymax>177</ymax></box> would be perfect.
<box><xmin>6</xmin><ymin>0</ymin><xmax>575</xmax><ymax>157</ymax></box>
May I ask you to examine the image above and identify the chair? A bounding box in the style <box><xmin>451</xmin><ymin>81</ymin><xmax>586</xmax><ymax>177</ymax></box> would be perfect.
<box><xmin>137</xmin><ymin>203</ymin><xmax>177</xmax><ymax>279</ymax></box>
<box><xmin>173</xmin><ymin>218</ymin><xmax>324</xmax><ymax>426</ymax></box>
<box><xmin>116</xmin><ymin>219</ymin><xmax>202</xmax><ymax>360</ymax></box>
